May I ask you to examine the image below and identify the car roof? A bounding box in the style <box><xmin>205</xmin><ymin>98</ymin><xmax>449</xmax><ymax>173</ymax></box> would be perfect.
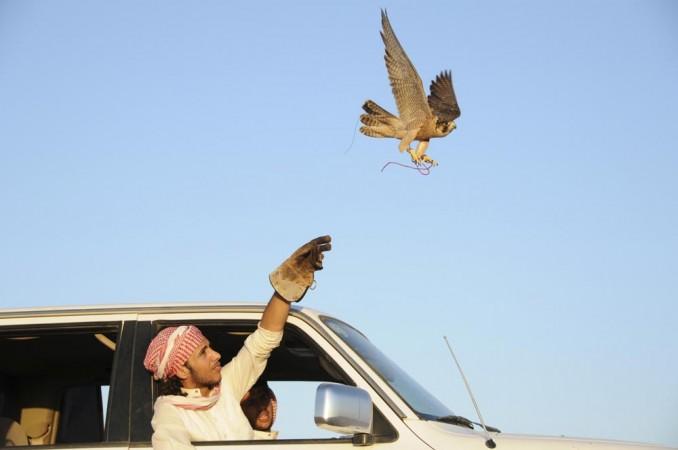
<box><xmin>0</xmin><ymin>301</ymin><xmax>326</xmax><ymax>320</ymax></box>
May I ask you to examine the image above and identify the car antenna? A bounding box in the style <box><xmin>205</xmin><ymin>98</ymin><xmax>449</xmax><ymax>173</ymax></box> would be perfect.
<box><xmin>443</xmin><ymin>336</ymin><xmax>497</xmax><ymax>449</ymax></box>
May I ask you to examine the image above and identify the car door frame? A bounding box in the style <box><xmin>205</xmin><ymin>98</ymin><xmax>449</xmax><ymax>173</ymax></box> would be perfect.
<box><xmin>130</xmin><ymin>309</ymin><xmax>430</xmax><ymax>450</ymax></box>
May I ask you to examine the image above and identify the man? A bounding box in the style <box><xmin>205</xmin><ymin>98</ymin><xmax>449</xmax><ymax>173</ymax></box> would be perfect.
<box><xmin>143</xmin><ymin>236</ymin><xmax>331</xmax><ymax>449</ymax></box>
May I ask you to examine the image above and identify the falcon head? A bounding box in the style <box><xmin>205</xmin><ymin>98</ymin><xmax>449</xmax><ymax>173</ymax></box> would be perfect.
<box><xmin>434</xmin><ymin>119</ymin><xmax>456</xmax><ymax>137</ymax></box>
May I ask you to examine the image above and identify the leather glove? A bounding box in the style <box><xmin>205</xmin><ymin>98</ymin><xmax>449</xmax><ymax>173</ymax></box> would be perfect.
<box><xmin>269</xmin><ymin>235</ymin><xmax>332</xmax><ymax>302</ymax></box>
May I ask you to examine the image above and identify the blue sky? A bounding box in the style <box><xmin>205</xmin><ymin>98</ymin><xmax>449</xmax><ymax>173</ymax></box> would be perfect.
<box><xmin>1</xmin><ymin>0</ymin><xmax>677</xmax><ymax>446</ymax></box>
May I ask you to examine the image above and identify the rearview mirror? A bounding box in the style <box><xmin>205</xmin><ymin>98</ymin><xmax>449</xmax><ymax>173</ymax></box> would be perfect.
<box><xmin>314</xmin><ymin>383</ymin><xmax>373</xmax><ymax>435</ymax></box>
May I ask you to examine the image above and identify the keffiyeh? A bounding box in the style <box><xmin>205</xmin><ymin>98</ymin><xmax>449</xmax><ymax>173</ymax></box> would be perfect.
<box><xmin>144</xmin><ymin>325</ymin><xmax>206</xmax><ymax>381</ymax></box>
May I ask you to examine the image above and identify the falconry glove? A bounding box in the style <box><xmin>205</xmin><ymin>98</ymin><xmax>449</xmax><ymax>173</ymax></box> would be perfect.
<box><xmin>269</xmin><ymin>236</ymin><xmax>332</xmax><ymax>302</ymax></box>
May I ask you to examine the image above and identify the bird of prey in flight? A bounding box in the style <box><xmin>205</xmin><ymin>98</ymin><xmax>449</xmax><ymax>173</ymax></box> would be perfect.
<box><xmin>360</xmin><ymin>10</ymin><xmax>461</xmax><ymax>167</ymax></box>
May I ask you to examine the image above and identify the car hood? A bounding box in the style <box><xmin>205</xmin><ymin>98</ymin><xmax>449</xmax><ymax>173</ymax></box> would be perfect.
<box><xmin>405</xmin><ymin>419</ymin><xmax>674</xmax><ymax>450</ymax></box>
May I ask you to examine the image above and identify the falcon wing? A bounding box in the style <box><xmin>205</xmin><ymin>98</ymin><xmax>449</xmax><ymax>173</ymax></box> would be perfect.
<box><xmin>428</xmin><ymin>71</ymin><xmax>461</xmax><ymax>122</ymax></box>
<box><xmin>380</xmin><ymin>10</ymin><xmax>431</xmax><ymax>128</ymax></box>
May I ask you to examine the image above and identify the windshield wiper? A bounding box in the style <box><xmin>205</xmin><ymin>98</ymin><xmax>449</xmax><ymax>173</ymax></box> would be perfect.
<box><xmin>435</xmin><ymin>415</ymin><xmax>474</xmax><ymax>429</ymax></box>
<box><xmin>435</xmin><ymin>415</ymin><xmax>501</xmax><ymax>433</ymax></box>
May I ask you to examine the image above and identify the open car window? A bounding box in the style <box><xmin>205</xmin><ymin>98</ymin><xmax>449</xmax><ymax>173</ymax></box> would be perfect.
<box><xmin>0</xmin><ymin>323</ymin><xmax>121</xmax><ymax>447</ymax></box>
<box><xmin>149</xmin><ymin>320</ymin><xmax>396</xmax><ymax>443</ymax></box>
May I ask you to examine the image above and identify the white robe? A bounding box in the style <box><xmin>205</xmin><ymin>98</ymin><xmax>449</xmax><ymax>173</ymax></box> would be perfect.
<box><xmin>150</xmin><ymin>324</ymin><xmax>283</xmax><ymax>450</ymax></box>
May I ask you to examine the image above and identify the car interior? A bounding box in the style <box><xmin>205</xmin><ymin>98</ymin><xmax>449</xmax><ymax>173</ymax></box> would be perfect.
<box><xmin>0</xmin><ymin>325</ymin><xmax>118</xmax><ymax>447</ymax></box>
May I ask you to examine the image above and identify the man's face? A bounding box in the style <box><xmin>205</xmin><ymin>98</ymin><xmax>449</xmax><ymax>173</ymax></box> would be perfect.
<box><xmin>182</xmin><ymin>338</ymin><xmax>222</xmax><ymax>390</ymax></box>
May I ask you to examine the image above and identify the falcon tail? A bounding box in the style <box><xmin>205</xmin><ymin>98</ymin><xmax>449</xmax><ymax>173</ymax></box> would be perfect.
<box><xmin>359</xmin><ymin>100</ymin><xmax>400</xmax><ymax>138</ymax></box>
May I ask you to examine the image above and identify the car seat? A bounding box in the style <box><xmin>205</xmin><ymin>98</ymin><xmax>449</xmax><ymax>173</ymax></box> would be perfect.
<box><xmin>0</xmin><ymin>417</ymin><xmax>29</xmax><ymax>446</ymax></box>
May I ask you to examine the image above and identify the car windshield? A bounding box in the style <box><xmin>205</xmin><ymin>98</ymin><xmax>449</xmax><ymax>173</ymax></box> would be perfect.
<box><xmin>321</xmin><ymin>316</ymin><xmax>453</xmax><ymax>419</ymax></box>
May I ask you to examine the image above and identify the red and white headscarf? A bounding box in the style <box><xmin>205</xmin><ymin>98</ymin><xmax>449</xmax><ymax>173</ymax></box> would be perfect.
<box><xmin>144</xmin><ymin>325</ymin><xmax>206</xmax><ymax>381</ymax></box>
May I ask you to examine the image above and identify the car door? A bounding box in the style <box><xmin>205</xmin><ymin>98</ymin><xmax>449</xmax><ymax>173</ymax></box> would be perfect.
<box><xmin>131</xmin><ymin>310</ymin><xmax>429</xmax><ymax>450</ymax></box>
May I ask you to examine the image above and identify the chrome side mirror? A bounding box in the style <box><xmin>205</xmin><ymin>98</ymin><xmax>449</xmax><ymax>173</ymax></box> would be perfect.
<box><xmin>314</xmin><ymin>383</ymin><xmax>373</xmax><ymax>435</ymax></box>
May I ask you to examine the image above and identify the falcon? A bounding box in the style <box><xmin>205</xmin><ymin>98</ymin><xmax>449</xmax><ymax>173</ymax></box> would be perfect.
<box><xmin>360</xmin><ymin>10</ymin><xmax>461</xmax><ymax>167</ymax></box>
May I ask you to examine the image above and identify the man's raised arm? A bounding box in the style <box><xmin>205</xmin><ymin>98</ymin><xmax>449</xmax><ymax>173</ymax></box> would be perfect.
<box><xmin>260</xmin><ymin>235</ymin><xmax>332</xmax><ymax>332</ymax></box>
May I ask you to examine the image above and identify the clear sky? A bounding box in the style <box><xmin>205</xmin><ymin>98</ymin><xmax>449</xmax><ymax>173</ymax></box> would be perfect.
<box><xmin>1</xmin><ymin>0</ymin><xmax>677</xmax><ymax>446</ymax></box>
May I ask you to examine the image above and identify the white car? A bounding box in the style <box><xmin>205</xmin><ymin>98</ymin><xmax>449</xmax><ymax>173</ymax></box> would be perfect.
<box><xmin>0</xmin><ymin>303</ymin><xmax>671</xmax><ymax>450</ymax></box>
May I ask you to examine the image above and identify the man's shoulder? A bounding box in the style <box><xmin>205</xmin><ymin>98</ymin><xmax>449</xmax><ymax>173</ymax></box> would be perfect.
<box><xmin>153</xmin><ymin>396</ymin><xmax>183</xmax><ymax>416</ymax></box>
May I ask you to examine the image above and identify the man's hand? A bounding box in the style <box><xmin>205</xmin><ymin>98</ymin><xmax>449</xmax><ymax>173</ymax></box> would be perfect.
<box><xmin>269</xmin><ymin>235</ymin><xmax>332</xmax><ymax>302</ymax></box>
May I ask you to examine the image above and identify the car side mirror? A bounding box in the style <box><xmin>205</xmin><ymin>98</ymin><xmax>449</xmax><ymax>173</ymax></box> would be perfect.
<box><xmin>314</xmin><ymin>383</ymin><xmax>373</xmax><ymax>435</ymax></box>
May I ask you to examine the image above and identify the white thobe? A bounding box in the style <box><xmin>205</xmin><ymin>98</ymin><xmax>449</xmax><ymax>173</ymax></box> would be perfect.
<box><xmin>150</xmin><ymin>325</ymin><xmax>283</xmax><ymax>450</ymax></box>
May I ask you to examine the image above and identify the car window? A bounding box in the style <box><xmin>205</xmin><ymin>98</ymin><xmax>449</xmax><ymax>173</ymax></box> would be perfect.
<box><xmin>268</xmin><ymin>381</ymin><xmax>338</xmax><ymax>440</ymax></box>
<box><xmin>0</xmin><ymin>323</ymin><xmax>121</xmax><ymax>447</ymax></box>
<box><xmin>146</xmin><ymin>320</ymin><xmax>396</xmax><ymax>444</ymax></box>
<box><xmin>100</xmin><ymin>385</ymin><xmax>110</xmax><ymax>425</ymax></box>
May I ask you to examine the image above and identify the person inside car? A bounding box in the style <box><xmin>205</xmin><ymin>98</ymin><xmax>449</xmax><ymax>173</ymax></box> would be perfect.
<box><xmin>240</xmin><ymin>380</ymin><xmax>278</xmax><ymax>439</ymax></box>
<box><xmin>143</xmin><ymin>236</ymin><xmax>331</xmax><ymax>449</ymax></box>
